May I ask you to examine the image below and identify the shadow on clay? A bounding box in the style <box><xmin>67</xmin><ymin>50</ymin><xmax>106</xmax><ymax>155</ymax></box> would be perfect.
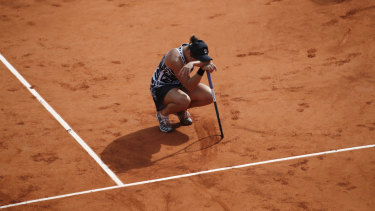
<box><xmin>101</xmin><ymin>125</ymin><xmax>223</xmax><ymax>173</ymax></box>
<box><xmin>152</xmin><ymin>134</ymin><xmax>223</xmax><ymax>163</ymax></box>
<box><xmin>101</xmin><ymin>125</ymin><xmax>188</xmax><ymax>173</ymax></box>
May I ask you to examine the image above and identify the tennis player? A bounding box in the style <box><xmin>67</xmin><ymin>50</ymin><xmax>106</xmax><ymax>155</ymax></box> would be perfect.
<box><xmin>150</xmin><ymin>35</ymin><xmax>217</xmax><ymax>132</ymax></box>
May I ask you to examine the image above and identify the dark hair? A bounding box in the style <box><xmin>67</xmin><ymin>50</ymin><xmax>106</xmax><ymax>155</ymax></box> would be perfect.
<box><xmin>190</xmin><ymin>35</ymin><xmax>199</xmax><ymax>44</ymax></box>
<box><xmin>188</xmin><ymin>35</ymin><xmax>199</xmax><ymax>50</ymax></box>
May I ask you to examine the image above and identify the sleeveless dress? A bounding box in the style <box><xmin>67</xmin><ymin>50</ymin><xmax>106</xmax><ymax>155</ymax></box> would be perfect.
<box><xmin>150</xmin><ymin>43</ymin><xmax>188</xmax><ymax>111</ymax></box>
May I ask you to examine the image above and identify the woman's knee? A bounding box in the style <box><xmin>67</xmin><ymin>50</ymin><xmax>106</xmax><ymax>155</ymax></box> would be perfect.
<box><xmin>197</xmin><ymin>84</ymin><xmax>213</xmax><ymax>104</ymax></box>
<box><xmin>205</xmin><ymin>93</ymin><xmax>213</xmax><ymax>104</ymax></box>
<box><xmin>179</xmin><ymin>94</ymin><xmax>191</xmax><ymax>109</ymax></box>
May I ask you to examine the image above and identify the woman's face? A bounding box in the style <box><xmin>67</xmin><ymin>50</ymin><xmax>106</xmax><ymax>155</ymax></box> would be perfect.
<box><xmin>188</xmin><ymin>50</ymin><xmax>211</xmax><ymax>65</ymax></box>
<box><xmin>201</xmin><ymin>60</ymin><xmax>211</xmax><ymax>66</ymax></box>
<box><xmin>188</xmin><ymin>50</ymin><xmax>197</xmax><ymax>61</ymax></box>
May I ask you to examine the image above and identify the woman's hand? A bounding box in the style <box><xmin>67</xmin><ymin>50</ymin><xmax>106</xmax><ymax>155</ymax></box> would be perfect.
<box><xmin>195</xmin><ymin>61</ymin><xmax>211</xmax><ymax>67</ymax></box>
<box><xmin>179</xmin><ymin>62</ymin><xmax>194</xmax><ymax>77</ymax></box>
<box><xmin>202</xmin><ymin>62</ymin><xmax>217</xmax><ymax>73</ymax></box>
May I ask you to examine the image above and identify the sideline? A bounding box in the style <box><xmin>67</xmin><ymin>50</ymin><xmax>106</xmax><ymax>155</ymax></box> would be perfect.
<box><xmin>1</xmin><ymin>144</ymin><xmax>374</xmax><ymax>209</ymax></box>
<box><xmin>0</xmin><ymin>53</ymin><xmax>124</xmax><ymax>186</ymax></box>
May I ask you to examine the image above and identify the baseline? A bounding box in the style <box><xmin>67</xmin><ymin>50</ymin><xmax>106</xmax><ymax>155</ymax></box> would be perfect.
<box><xmin>1</xmin><ymin>144</ymin><xmax>374</xmax><ymax>209</ymax></box>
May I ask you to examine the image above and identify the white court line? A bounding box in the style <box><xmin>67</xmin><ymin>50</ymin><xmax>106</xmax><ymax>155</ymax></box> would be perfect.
<box><xmin>0</xmin><ymin>53</ymin><xmax>123</xmax><ymax>186</ymax></box>
<box><xmin>1</xmin><ymin>144</ymin><xmax>374</xmax><ymax>209</ymax></box>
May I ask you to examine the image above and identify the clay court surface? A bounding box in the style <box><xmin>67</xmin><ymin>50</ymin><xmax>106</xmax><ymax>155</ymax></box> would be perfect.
<box><xmin>1</xmin><ymin>0</ymin><xmax>375</xmax><ymax>210</ymax></box>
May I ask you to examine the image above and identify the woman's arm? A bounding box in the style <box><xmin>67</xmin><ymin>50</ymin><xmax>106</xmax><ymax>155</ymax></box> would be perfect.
<box><xmin>165</xmin><ymin>49</ymin><xmax>209</xmax><ymax>91</ymax></box>
<box><xmin>178</xmin><ymin>61</ymin><xmax>217</xmax><ymax>89</ymax></box>
<box><xmin>178</xmin><ymin>60</ymin><xmax>205</xmax><ymax>78</ymax></box>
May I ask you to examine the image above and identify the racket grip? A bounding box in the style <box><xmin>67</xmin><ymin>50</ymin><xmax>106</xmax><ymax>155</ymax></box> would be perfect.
<box><xmin>206</xmin><ymin>71</ymin><xmax>214</xmax><ymax>89</ymax></box>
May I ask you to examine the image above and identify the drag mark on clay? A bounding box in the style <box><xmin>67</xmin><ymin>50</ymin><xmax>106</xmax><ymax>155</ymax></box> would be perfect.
<box><xmin>283</xmin><ymin>70</ymin><xmax>300</xmax><ymax>77</ymax></box>
<box><xmin>230</xmin><ymin>110</ymin><xmax>240</xmax><ymax>120</ymax></box>
<box><xmin>273</xmin><ymin>86</ymin><xmax>304</xmax><ymax>93</ymax></box>
<box><xmin>22</xmin><ymin>53</ymin><xmax>32</xmax><ymax>57</ymax></box>
<box><xmin>289</xmin><ymin>159</ymin><xmax>309</xmax><ymax>171</ymax></box>
<box><xmin>118</xmin><ymin>3</ymin><xmax>129</xmax><ymax>7</ymax></box>
<box><xmin>215</xmin><ymin>92</ymin><xmax>230</xmax><ymax>106</ymax></box>
<box><xmin>0</xmin><ymin>1</ymin><xmax>30</xmax><ymax>9</ymax></box>
<box><xmin>297</xmin><ymin>202</ymin><xmax>309</xmax><ymax>210</ymax></box>
<box><xmin>58</xmin><ymin>81</ymin><xmax>90</xmax><ymax>91</ymax></box>
<box><xmin>72</xmin><ymin>61</ymin><xmax>85</xmax><ymax>68</ymax></box>
<box><xmin>356</xmin><ymin>123</ymin><xmax>375</xmax><ymax>131</ymax></box>
<box><xmin>90</xmin><ymin>76</ymin><xmax>108</xmax><ymax>82</ymax></box>
<box><xmin>322</xmin><ymin>19</ymin><xmax>338</xmax><ymax>26</ymax></box>
<box><xmin>260</xmin><ymin>76</ymin><xmax>271</xmax><ymax>81</ymax></box>
<box><xmin>18</xmin><ymin>174</ymin><xmax>33</xmax><ymax>182</ymax></box>
<box><xmin>323</xmin><ymin>52</ymin><xmax>361</xmax><ymax>66</ymax></box>
<box><xmin>267</xmin><ymin>147</ymin><xmax>276</xmax><ymax>151</ymax></box>
<box><xmin>31</xmin><ymin>152</ymin><xmax>59</xmax><ymax>164</ymax></box>
<box><xmin>208</xmin><ymin>13</ymin><xmax>224</xmax><ymax>19</ymax></box>
<box><xmin>98</xmin><ymin>103</ymin><xmax>120</xmax><ymax>110</ymax></box>
<box><xmin>310</xmin><ymin>0</ymin><xmax>347</xmax><ymax>5</ymax></box>
<box><xmin>317</xmin><ymin>130</ymin><xmax>342</xmax><ymax>139</ymax></box>
<box><xmin>265</xmin><ymin>0</ymin><xmax>282</xmax><ymax>5</ymax></box>
<box><xmin>340</xmin><ymin>5</ymin><xmax>375</xmax><ymax>19</ymax></box>
<box><xmin>347</xmin><ymin>53</ymin><xmax>362</xmax><ymax>59</ymax></box>
<box><xmin>7</xmin><ymin>88</ymin><xmax>18</xmax><ymax>92</ymax></box>
<box><xmin>296</xmin><ymin>102</ymin><xmax>309</xmax><ymax>112</ymax></box>
<box><xmin>0</xmin><ymin>15</ymin><xmax>11</xmax><ymax>22</ymax></box>
<box><xmin>234</xmin><ymin>124</ymin><xmax>276</xmax><ymax>136</ymax></box>
<box><xmin>124</xmin><ymin>74</ymin><xmax>135</xmax><ymax>80</ymax></box>
<box><xmin>119</xmin><ymin>118</ymin><xmax>128</xmax><ymax>123</ymax></box>
<box><xmin>220</xmin><ymin>136</ymin><xmax>239</xmax><ymax>146</ymax></box>
<box><xmin>92</xmin><ymin>93</ymin><xmax>109</xmax><ymax>98</ymax></box>
<box><xmin>231</xmin><ymin>97</ymin><xmax>251</xmax><ymax>102</ymax></box>
<box><xmin>163</xmin><ymin>192</ymin><xmax>173</xmax><ymax>210</ymax></box>
<box><xmin>51</xmin><ymin>4</ymin><xmax>62</xmax><ymax>7</ymax></box>
<box><xmin>27</xmin><ymin>21</ymin><xmax>36</xmax><ymax>26</ymax></box>
<box><xmin>236</xmin><ymin>52</ymin><xmax>264</xmax><ymax>57</ymax></box>
<box><xmin>338</xmin><ymin>28</ymin><xmax>351</xmax><ymax>47</ymax></box>
<box><xmin>0</xmin><ymin>141</ymin><xmax>7</xmax><ymax>150</ymax></box>
<box><xmin>17</xmin><ymin>185</ymin><xmax>40</xmax><ymax>202</ymax></box>
<box><xmin>307</xmin><ymin>48</ymin><xmax>317</xmax><ymax>58</ymax></box>
<box><xmin>337</xmin><ymin>181</ymin><xmax>357</xmax><ymax>191</ymax></box>
<box><xmin>273</xmin><ymin>177</ymin><xmax>289</xmax><ymax>185</ymax></box>
<box><xmin>287</xmin><ymin>169</ymin><xmax>295</xmax><ymax>176</ymax></box>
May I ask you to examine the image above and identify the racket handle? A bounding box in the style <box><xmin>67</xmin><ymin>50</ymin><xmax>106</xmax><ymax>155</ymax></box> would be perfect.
<box><xmin>206</xmin><ymin>71</ymin><xmax>214</xmax><ymax>89</ymax></box>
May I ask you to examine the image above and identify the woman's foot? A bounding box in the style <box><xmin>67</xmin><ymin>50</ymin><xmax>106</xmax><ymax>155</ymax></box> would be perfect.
<box><xmin>156</xmin><ymin>111</ymin><xmax>173</xmax><ymax>132</ymax></box>
<box><xmin>176</xmin><ymin>110</ymin><xmax>193</xmax><ymax>126</ymax></box>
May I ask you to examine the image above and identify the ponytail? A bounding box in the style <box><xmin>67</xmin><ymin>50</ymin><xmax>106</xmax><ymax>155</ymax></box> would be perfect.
<box><xmin>189</xmin><ymin>35</ymin><xmax>199</xmax><ymax>44</ymax></box>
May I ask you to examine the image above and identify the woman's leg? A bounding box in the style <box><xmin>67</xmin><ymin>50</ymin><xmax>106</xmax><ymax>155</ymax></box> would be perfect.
<box><xmin>185</xmin><ymin>83</ymin><xmax>213</xmax><ymax>108</ymax></box>
<box><xmin>161</xmin><ymin>88</ymin><xmax>191</xmax><ymax>116</ymax></box>
<box><xmin>161</xmin><ymin>83</ymin><xmax>212</xmax><ymax>115</ymax></box>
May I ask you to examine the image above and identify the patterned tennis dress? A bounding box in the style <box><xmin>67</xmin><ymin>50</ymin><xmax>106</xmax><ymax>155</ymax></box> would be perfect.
<box><xmin>150</xmin><ymin>43</ymin><xmax>188</xmax><ymax>111</ymax></box>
